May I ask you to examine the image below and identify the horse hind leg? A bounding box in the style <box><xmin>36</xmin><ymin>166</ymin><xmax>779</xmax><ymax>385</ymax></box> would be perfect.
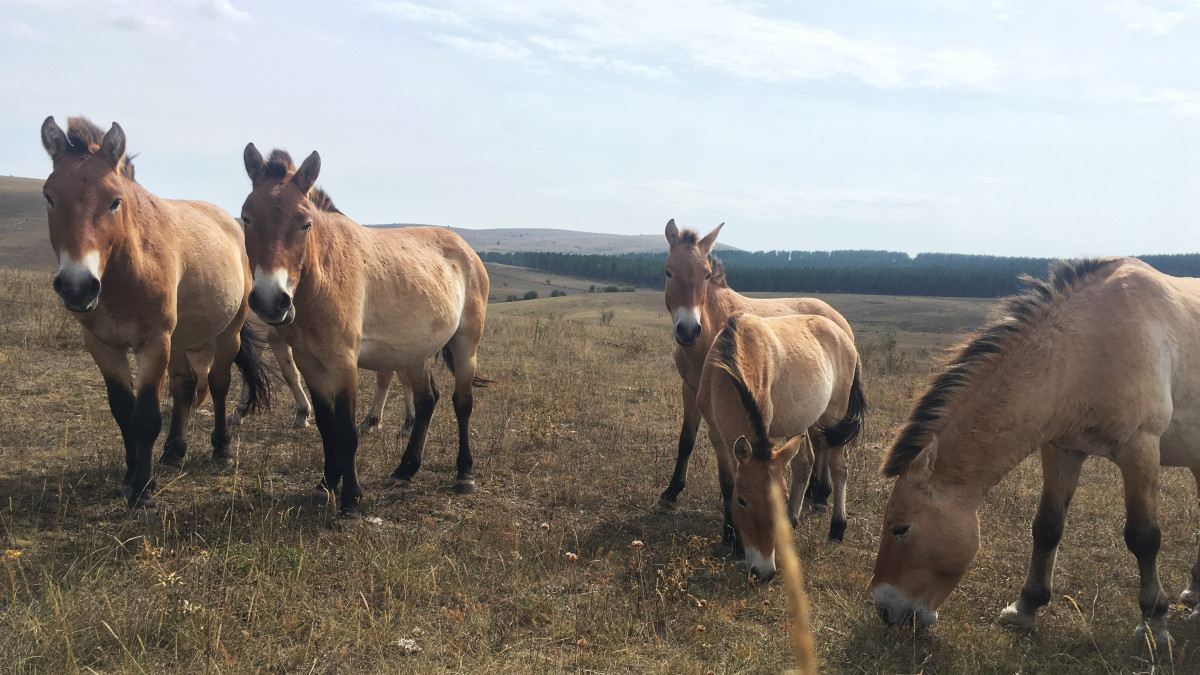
<box><xmin>785</xmin><ymin>433</ymin><xmax>816</xmax><ymax>528</ymax></box>
<box><xmin>206</xmin><ymin>326</ymin><xmax>244</xmax><ymax>466</ymax></box>
<box><xmin>390</xmin><ymin>365</ymin><xmax>439</xmax><ymax>488</ymax></box>
<box><xmin>160</xmin><ymin>350</ymin><xmax>199</xmax><ymax>467</ymax></box>
<box><xmin>358</xmin><ymin>370</ymin><xmax>394</xmax><ymax>435</ymax></box>
<box><xmin>826</xmin><ymin>445</ymin><xmax>849</xmax><ymax>542</ymax></box>
<box><xmin>444</xmin><ymin>335</ymin><xmax>485</xmax><ymax>494</ymax></box>
<box><xmin>269</xmin><ymin>333</ymin><xmax>311</xmax><ymax>428</ymax></box>
<box><xmin>997</xmin><ymin>447</ymin><xmax>1086</xmax><ymax>632</ymax></box>
<box><xmin>1183</xmin><ymin>468</ymin><xmax>1200</xmax><ymax>622</ymax></box>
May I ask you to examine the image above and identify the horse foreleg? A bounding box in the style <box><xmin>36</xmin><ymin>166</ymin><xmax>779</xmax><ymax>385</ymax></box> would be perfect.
<box><xmin>84</xmin><ymin>334</ymin><xmax>137</xmax><ymax>496</ymax></box>
<box><xmin>267</xmin><ymin>329</ymin><xmax>310</xmax><ymax>428</ymax></box>
<box><xmin>307</xmin><ymin>360</ymin><xmax>360</xmax><ymax>518</ymax></box>
<box><xmin>785</xmin><ymin>433</ymin><xmax>816</xmax><ymax>527</ymax></box>
<box><xmin>660</xmin><ymin>382</ymin><xmax>702</xmax><ymax>507</ymax></box>
<box><xmin>126</xmin><ymin>334</ymin><xmax>170</xmax><ymax>511</ymax></box>
<box><xmin>358</xmin><ymin>370</ymin><xmax>394</xmax><ymax>435</ymax></box>
<box><xmin>997</xmin><ymin>447</ymin><xmax>1085</xmax><ymax>631</ymax></box>
<box><xmin>160</xmin><ymin>350</ymin><xmax>198</xmax><ymax>467</ymax></box>
<box><xmin>1116</xmin><ymin>437</ymin><xmax>1171</xmax><ymax>649</ymax></box>
<box><xmin>391</xmin><ymin>369</ymin><xmax>439</xmax><ymax>487</ymax></box>
<box><xmin>1182</xmin><ymin>468</ymin><xmax>1200</xmax><ymax>622</ymax></box>
<box><xmin>707</xmin><ymin>425</ymin><xmax>741</xmax><ymax>555</ymax></box>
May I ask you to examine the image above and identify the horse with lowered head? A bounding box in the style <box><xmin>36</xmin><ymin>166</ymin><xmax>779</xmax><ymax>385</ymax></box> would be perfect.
<box><xmin>871</xmin><ymin>258</ymin><xmax>1200</xmax><ymax>648</ymax></box>
<box><xmin>658</xmin><ymin>220</ymin><xmax>856</xmax><ymax>526</ymax></box>
<box><xmin>240</xmin><ymin>144</ymin><xmax>491</xmax><ymax>519</ymax></box>
<box><xmin>40</xmin><ymin>116</ymin><xmax>269</xmax><ymax>512</ymax></box>
<box><xmin>699</xmin><ymin>312</ymin><xmax>865</xmax><ymax>581</ymax></box>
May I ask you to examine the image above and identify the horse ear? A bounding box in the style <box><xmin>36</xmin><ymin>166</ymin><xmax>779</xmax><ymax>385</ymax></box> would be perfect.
<box><xmin>98</xmin><ymin>122</ymin><xmax>126</xmax><ymax>168</ymax></box>
<box><xmin>906</xmin><ymin>436</ymin><xmax>939</xmax><ymax>483</ymax></box>
<box><xmin>41</xmin><ymin>116</ymin><xmax>68</xmax><ymax>161</ymax></box>
<box><xmin>292</xmin><ymin>151</ymin><xmax>321</xmax><ymax>194</ymax></box>
<box><xmin>244</xmin><ymin>143</ymin><xmax>266</xmax><ymax>185</ymax></box>
<box><xmin>733</xmin><ymin>436</ymin><xmax>753</xmax><ymax>465</ymax></box>
<box><xmin>665</xmin><ymin>219</ymin><xmax>680</xmax><ymax>248</ymax></box>
<box><xmin>698</xmin><ymin>223</ymin><xmax>724</xmax><ymax>254</ymax></box>
<box><xmin>774</xmin><ymin>433</ymin><xmax>807</xmax><ymax>464</ymax></box>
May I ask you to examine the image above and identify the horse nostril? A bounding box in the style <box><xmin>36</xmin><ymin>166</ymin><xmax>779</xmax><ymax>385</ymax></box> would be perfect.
<box><xmin>87</xmin><ymin>277</ymin><xmax>101</xmax><ymax>298</ymax></box>
<box><xmin>52</xmin><ymin>275</ymin><xmax>65</xmax><ymax>296</ymax></box>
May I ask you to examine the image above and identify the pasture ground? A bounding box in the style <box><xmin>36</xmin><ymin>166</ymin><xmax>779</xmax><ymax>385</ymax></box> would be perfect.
<box><xmin>2</xmin><ymin>266</ymin><xmax>1199</xmax><ymax>673</ymax></box>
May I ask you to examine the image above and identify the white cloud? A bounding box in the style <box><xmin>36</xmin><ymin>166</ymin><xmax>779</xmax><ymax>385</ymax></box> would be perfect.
<box><xmin>362</xmin><ymin>0</ymin><xmax>1004</xmax><ymax>90</ymax></box>
<box><xmin>433</xmin><ymin>34</ymin><xmax>533</xmax><ymax>63</ymax></box>
<box><xmin>1105</xmin><ymin>1</ymin><xmax>1194</xmax><ymax>34</ymax></box>
<box><xmin>198</xmin><ymin>0</ymin><xmax>250</xmax><ymax>23</ymax></box>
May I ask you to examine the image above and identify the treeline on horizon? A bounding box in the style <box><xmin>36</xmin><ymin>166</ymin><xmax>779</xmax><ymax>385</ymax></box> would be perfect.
<box><xmin>478</xmin><ymin>249</ymin><xmax>1200</xmax><ymax>298</ymax></box>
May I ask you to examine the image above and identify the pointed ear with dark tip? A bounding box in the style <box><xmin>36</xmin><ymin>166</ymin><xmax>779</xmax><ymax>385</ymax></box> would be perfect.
<box><xmin>98</xmin><ymin>122</ymin><xmax>126</xmax><ymax>167</ymax></box>
<box><xmin>733</xmin><ymin>436</ymin><xmax>754</xmax><ymax>465</ymax></box>
<box><xmin>906</xmin><ymin>436</ymin><xmax>939</xmax><ymax>484</ymax></box>
<box><xmin>698</xmin><ymin>222</ymin><xmax>724</xmax><ymax>253</ymax></box>
<box><xmin>41</xmin><ymin>116</ymin><xmax>68</xmax><ymax>161</ymax></box>
<box><xmin>291</xmin><ymin>150</ymin><xmax>321</xmax><ymax>194</ymax></box>
<box><xmin>244</xmin><ymin>143</ymin><xmax>266</xmax><ymax>185</ymax></box>
<box><xmin>665</xmin><ymin>219</ymin><xmax>680</xmax><ymax>248</ymax></box>
<box><xmin>774</xmin><ymin>433</ymin><xmax>807</xmax><ymax>465</ymax></box>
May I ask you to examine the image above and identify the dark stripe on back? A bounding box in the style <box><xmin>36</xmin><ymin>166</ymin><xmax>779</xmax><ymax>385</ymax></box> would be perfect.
<box><xmin>711</xmin><ymin>315</ymin><xmax>771</xmax><ymax>457</ymax></box>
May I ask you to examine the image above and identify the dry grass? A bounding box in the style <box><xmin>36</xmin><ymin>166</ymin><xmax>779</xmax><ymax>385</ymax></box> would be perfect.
<box><xmin>1</xmin><ymin>266</ymin><xmax>1199</xmax><ymax>673</ymax></box>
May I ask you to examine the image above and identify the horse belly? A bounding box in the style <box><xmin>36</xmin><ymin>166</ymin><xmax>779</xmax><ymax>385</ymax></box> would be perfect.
<box><xmin>767</xmin><ymin>377</ymin><xmax>832</xmax><ymax>439</ymax></box>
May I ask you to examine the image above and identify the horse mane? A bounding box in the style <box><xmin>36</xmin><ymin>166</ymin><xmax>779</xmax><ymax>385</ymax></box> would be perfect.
<box><xmin>678</xmin><ymin>228</ymin><xmax>729</xmax><ymax>288</ymax></box>
<box><xmin>64</xmin><ymin>116</ymin><xmax>136</xmax><ymax>180</ymax></box>
<box><xmin>880</xmin><ymin>258</ymin><xmax>1123</xmax><ymax>477</ymax></box>
<box><xmin>262</xmin><ymin>149</ymin><xmax>340</xmax><ymax>213</ymax></box>
<box><xmin>711</xmin><ymin>314</ymin><xmax>771</xmax><ymax>458</ymax></box>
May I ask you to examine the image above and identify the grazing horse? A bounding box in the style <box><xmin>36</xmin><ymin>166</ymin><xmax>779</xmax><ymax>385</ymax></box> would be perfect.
<box><xmin>228</xmin><ymin>316</ymin><xmax>415</xmax><ymax>433</ymax></box>
<box><xmin>40</xmin><ymin>116</ymin><xmax>269</xmax><ymax>510</ymax></box>
<box><xmin>658</xmin><ymin>221</ymin><xmax>856</xmax><ymax>523</ymax></box>
<box><xmin>240</xmin><ymin>144</ymin><xmax>491</xmax><ymax>518</ymax></box>
<box><xmin>698</xmin><ymin>313</ymin><xmax>865</xmax><ymax>580</ymax></box>
<box><xmin>870</xmin><ymin>258</ymin><xmax>1200</xmax><ymax>647</ymax></box>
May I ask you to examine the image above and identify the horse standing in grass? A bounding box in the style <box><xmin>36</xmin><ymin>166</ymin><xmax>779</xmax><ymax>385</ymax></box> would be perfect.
<box><xmin>228</xmin><ymin>316</ymin><xmax>415</xmax><ymax>434</ymax></box>
<box><xmin>240</xmin><ymin>144</ymin><xmax>491</xmax><ymax>518</ymax></box>
<box><xmin>40</xmin><ymin>116</ymin><xmax>269</xmax><ymax>511</ymax></box>
<box><xmin>871</xmin><ymin>258</ymin><xmax>1200</xmax><ymax>647</ymax></box>
<box><xmin>658</xmin><ymin>221</ymin><xmax>856</xmax><ymax>523</ymax></box>
<box><xmin>699</xmin><ymin>313</ymin><xmax>865</xmax><ymax>580</ymax></box>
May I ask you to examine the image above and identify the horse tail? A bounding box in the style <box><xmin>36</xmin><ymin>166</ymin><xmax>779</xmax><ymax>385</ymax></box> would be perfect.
<box><xmin>711</xmin><ymin>315</ymin><xmax>771</xmax><ymax>457</ymax></box>
<box><xmin>235</xmin><ymin>322</ymin><xmax>272</xmax><ymax>414</ymax></box>
<box><xmin>441</xmin><ymin>344</ymin><xmax>496</xmax><ymax>388</ymax></box>
<box><xmin>820</xmin><ymin>360</ymin><xmax>865</xmax><ymax>448</ymax></box>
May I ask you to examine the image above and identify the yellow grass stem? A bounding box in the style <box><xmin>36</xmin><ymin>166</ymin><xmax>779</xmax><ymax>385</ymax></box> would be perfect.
<box><xmin>769</xmin><ymin>481</ymin><xmax>816</xmax><ymax>675</ymax></box>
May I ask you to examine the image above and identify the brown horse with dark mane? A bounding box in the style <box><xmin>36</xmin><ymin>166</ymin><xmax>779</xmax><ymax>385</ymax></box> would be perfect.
<box><xmin>871</xmin><ymin>258</ymin><xmax>1200</xmax><ymax>648</ymax></box>
<box><xmin>659</xmin><ymin>221</ymin><xmax>856</xmax><ymax>533</ymax></box>
<box><xmin>40</xmin><ymin>116</ymin><xmax>269</xmax><ymax>512</ymax></box>
<box><xmin>240</xmin><ymin>144</ymin><xmax>491</xmax><ymax>518</ymax></box>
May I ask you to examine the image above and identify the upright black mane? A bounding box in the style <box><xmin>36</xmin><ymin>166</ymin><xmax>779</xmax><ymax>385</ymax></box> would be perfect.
<box><xmin>711</xmin><ymin>315</ymin><xmax>771</xmax><ymax>457</ymax></box>
<box><xmin>880</xmin><ymin>258</ymin><xmax>1121</xmax><ymax>477</ymax></box>
<box><xmin>262</xmin><ymin>149</ymin><xmax>339</xmax><ymax>213</ymax></box>
<box><xmin>64</xmin><ymin>116</ymin><xmax>136</xmax><ymax>180</ymax></box>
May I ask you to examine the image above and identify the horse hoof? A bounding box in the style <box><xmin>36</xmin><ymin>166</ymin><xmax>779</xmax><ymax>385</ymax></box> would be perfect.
<box><xmin>292</xmin><ymin>414</ymin><xmax>310</xmax><ymax>429</ymax></box>
<box><xmin>339</xmin><ymin>506</ymin><xmax>360</xmax><ymax>521</ymax></box>
<box><xmin>656</xmin><ymin>496</ymin><xmax>678</xmax><ymax>512</ymax></box>
<box><xmin>159</xmin><ymin>453</ymin><xmax>184</xmax><ymax>469</ymax></box>
<box><xmin>1133</xmin><ymin>620</ymin><xmax>1173</xmax><ymax>652</ymax></box>
<box><xmin>226</xmin><ymin>413</ymin><xmax>242</xmax><ymax>428</ymax></box>
<box><xmin>387</xmin><ymin>476</ymin><xmax>412</xmax><ymax>489</ymax></box>
<box><xmin>311</xmin><ymin>489</ymin><xmax>334</xmax><ymax>508</ymax></box>
<box><xmin>211</xmin><ymin>454</ymin><xmax>233</xmax><ymax>469</ymax></box>
<box><xmin>454</xmin><ymin>478</ymin><xmax>476</xmax><ymax>495</ymax></box>
<box><xmin>996</xmin><ymin>604</ymin><xmax>1036</xmax><ymax>632</ymax></box>
<box><xmin>129</xmin><ymin>499</ymin><xmax>157</xmax><ymax>520</ymax></box>
<box><xmin>119</xmin><ymin>484</ymin><xmax>133</xmax><ymax>500</ymax></box>
<box><xmin>1181</xmin><ymin>588</ymin><xmax>1200</xmax><ymax>608</ymax></box>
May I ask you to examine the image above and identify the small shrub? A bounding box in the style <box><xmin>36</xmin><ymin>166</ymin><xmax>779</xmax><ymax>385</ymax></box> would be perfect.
<box><xmin>523</xmin><ymin>290</ymin><xmax>539</xmax><ymax>301</ymax></box>
<box><xmin>550</xmin><ymin>289</ymin><xmax>566</xmax><ymax>297</ymax></box>
<box><xmin>506</xmin><ymin>294</ymin><xmax>519</xmax><ymax>302</ymax></box>
<box><xmin>599</xmin><ymin>309</ymin><xmax>616</xmax><ymax>325</ymax></box>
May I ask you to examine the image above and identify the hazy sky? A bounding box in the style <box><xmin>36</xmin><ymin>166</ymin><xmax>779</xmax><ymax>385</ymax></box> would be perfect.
<box><xmin>3</xmin><ymin>0</ymin><xmax>1199</xmax><ymax>256</ymax></box>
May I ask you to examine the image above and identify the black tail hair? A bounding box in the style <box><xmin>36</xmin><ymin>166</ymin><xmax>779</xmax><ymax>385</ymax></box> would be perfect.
<box><xmin>820</xmin><ymin>361</ymin><xmax>865</xmax><ymax>448</ymax></box>
<box><xmin>235</xmin><ymin>322</ymin><xmax>272</xmax><ymax>413</ymax></box>
<box><xmin>441</xmin><ymin>344</ymin><xmax>496</xmax><ymax>388</ymax></box>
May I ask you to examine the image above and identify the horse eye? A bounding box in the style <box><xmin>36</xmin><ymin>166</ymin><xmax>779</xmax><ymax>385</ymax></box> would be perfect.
<box><xmin>705</xmin><ymin>272</ymin><xmax>712</xmax><ymax>280</ymax></box>
<box><xmin>664</xmin><ymin>270</ymin><xmax>672</xmax><ymax>278</ymax></box>
<box><xmin>109</xmin><ymin>197</ymin><xmax>122</xmax><ymax>212</ymax></box>
<box><xmin>892</xmin><ymin>525</ymin><xmax>910</xmax><ymax>538</ymax></box>
<box><xmin>737</xmin><ymin>496</ymin><xmax>747</xmax><ymax>507</ymax></box>
<box><xmin>300</xmin><ymin>221</ymin><xmax>312</xmax><ymax>231</ymax></box>
<box><xmin>44</xmin><ymin>193</ymin><xmax>54</xmax><ymax>208</ymax></box>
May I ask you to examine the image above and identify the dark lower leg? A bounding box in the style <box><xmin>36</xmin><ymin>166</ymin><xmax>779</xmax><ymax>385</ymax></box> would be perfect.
<box><xmin>127</xmin><ymin>387</ymin><xmax>163</xmax><ymax>508</ymax></box>
<box><xmin>162</xmin><ymin>371</ymin><xmax>196</xmax><ymax>465</ymax></box>
<box><xmin>660</xmin><ymin>400</ymin><xmax>701</xmax><ymax>503</ymax></box>
<box><xmin>311</xmin><ymin>394</ymin><xmax>343</xmax><ymax>494</ymax></box>
<box><xmin>452</xmin><ymin>390</ymin><xmax>475</xmax><ymax>491</ymax></box>
<box><xmin>1125</xmin><ymin>517</ymin><xmax>1169</xmax><ymax>623</ymax></box>
<box><xmin>392</xmin><ymin>383</ymin><xmax>438</xmax><ymax>482</ymax></box>
<box><xmin>333</xmin><ymin>393</ymin><xmax>361</xmax><ymax>517</ymax></box>
<box><xmin>209</xmin><ymin>370</ymin><xmax>233</xmax><ymax>462</ymax></box>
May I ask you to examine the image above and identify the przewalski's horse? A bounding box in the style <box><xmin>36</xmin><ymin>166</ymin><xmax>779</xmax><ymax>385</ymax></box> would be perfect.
<box><xmin>699</xmin><ymin>313</ymin><xmax>865</xmax><ymax>580</ymax></box>
<box><xmin>240</xmin><ymin>145</ymin><xmax>491</xmax><ymax>518</ymax></box>
<box><xmin>229</xmin><ymin>315</ymin><xmax>415</xmax><ymax>434</ymax></box>
<box><xmin>870</xmin><ymin>258</ymin><xmax>1200</xmax><ymax>647</ymax></box>
<box><xmin>658</xmin><ymin>221</ymin><xmax>856</xmax><ymax>522</ymax></box>
<box><xmin>40</xmin><ymin>116</ymin><xmax>269</xmax><ymax>511</ymax></box>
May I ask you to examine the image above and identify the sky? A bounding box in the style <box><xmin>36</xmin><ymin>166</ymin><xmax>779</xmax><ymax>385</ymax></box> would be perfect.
<box><xmin>2</xmin><ymin>0</ymin><xmax>1199</xmax><ymax>257</ymax></box>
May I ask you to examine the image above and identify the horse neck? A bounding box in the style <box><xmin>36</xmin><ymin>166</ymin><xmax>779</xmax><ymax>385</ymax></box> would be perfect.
<box><xmin>932</xmin><ymin>338</ymin><xmax>1066</xmax><ymax>503</ymax></box>
<box><xmin>294</xmin><ymin>211</ymin><xmax>354</xmax><ymax>305</ymax></box>
<box><xmin>105</xmin><ymin>183</ymin><xmax>160</xmax><ymax>278</ymax></box>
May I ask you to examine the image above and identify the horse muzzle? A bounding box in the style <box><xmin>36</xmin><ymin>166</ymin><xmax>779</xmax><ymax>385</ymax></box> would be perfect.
<box><xmin>872</xmin><ymin>583</ymin><xmax>939</xmax><ymax>628</ymax></box>
<box><xmin>673</xmin><ymin>322</ymin><xmax>701</xmax><ymax>347</ymax></box>
<box><xmin>248</xmin><ymin>287</ymin><xmax>295</xmax><ymax>327</ymax></box>
<box><xmin>52</xmin><ymin>272</ymin><xmax>101</xmax><ymax>313</ymax></box>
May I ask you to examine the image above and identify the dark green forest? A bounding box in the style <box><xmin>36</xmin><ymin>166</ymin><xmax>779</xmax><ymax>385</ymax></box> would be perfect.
<box><xmin>480</xmin><ymin>250</ymin><xmax>1200</xmax><ymax>298</ymax></box>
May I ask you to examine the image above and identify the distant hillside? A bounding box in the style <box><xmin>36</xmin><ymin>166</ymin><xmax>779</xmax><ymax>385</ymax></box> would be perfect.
<box><xmin>0</xmin><ymin>176</ymin><xmax>54</xmax><ymax>269</ymax></box>
<box><xmin>371</xmin><ymin>225</ymin><xmax>738</xmax><ymax>255</ymax></box>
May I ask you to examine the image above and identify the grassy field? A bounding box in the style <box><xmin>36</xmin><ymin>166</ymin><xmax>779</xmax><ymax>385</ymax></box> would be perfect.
<box><xmin>2</xmin><ymin>266</ymin><xmax>1199</xmax><ymax>673</ymax></box>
